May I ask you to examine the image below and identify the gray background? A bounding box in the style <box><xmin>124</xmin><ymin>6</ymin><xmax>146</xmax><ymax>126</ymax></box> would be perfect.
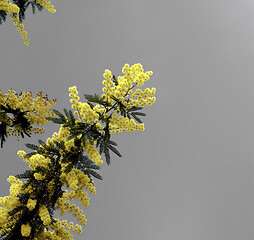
<box><xmin>1</xmin><ymin>0</ymin><xmax>254</xmax><ymax>239</ymax></box>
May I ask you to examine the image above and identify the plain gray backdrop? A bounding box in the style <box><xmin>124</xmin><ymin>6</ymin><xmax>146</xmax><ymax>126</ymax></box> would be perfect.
<box><xmin>1</xmin><ymin>0</ymin><xmax>254</xmax><ymax>239</ymax></box>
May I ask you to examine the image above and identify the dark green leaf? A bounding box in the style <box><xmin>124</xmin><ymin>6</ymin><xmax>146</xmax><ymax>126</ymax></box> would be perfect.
<box><xmin>25</xmin><ymin>152</ymin><xmax>36</xmax><ymax>157</ymax></box>
<box><xmin>108</xmin><ymin>144</ymin><xmax>122</xmax><ymax>157</ymax></box>
<box><xmin>87</xmin><ymin>164</ymin><xmax>101</xmax><ymax>170</ymax></box>
<box><xmin>99</xmin><ymin>141</ymin><xmax>104</xmax><ymax>155</ymax></box>
<box><xmin>112</xmin><ymin>75</ymin><xmax>119</xmax><ymax>86</ymax></box>
<box><xmin>0</xmin><ymin>10</ymin><xmax>7</xmax><ymax>24</ymax></box>
<box><xmin>127</xmin><ymin>106</ymin><xmax>143</xmax><ymax>112</ymax></box>
<box><xmin>45</xmin><ymin>117</ymin><xmax>65</xmax><ymax>124</ymax></box>
<box><xmin>64</xmin><ymin>108</ymin><xmax>70</xmax><ymax>119</ymax></box>
<box><xmin>15</xmin><ymin>170</ymin><xmax>33</xmax><ymax>179</ymax></box>
<box><xmin>32</xmin><ymin>3</ymin><xmax>35</xmax><ymax>14</ymax></box>
<box><xmin>38</xmin><ymin>139</ymin><xmax>46</xmax><ymax>145</ymax></box>
<box><xmin>108</xmin><ymin>139</ymin><xmax>117</xmax><ymax>146</ymax></box>
<box><xmin>88</xmin><ymin>170</ymin><xmax>103</xmax><ymax>180</ymax></box>
<box><xmin>131</xmin><ymin>112</ymin><xmax>146</xmax><ymax>116</ymax></box>
<box><xmin>84</xmin><ymin>94</ymin><xmax>100</xmax><ymax>102</ymax></box>
<box><xmin>104</xmin><ymin>148</ymin><xmax>110</xmax><ymax>165</ymax></box>
<box><xmin>52</xmin><ymin>109</ymin><xmax>66</xmax><ymax>122</ymax></box>
<box><xmin>25</xmin><ymin>143</ymin><xmax>40</xmax><ymax>150</ymax></box>
<box><xmin>69</xmin><ymin>110</ymin><xmax>75</xmax><ymax>125</ymax></box>
<box><xmin>131</xmin><ymin>113</ymin><xmax>143</xmax><ymax>123</ymax></box>
<box><xmin>96</xmin><ymin>139</ymin><xmax>100</xmax><ymax>148</ymax></box>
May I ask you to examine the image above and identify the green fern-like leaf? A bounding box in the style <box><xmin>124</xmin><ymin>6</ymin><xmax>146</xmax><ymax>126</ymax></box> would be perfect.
<box><xmin>0</xmin><ymin>122</ymin><xmax>8</xmax><ymax>148</ymax></box>
<box><xmin>131</xmin><ymin>112</ymin><xmax>146</xmax><ymax>116</ymax></box>
<box><xmin>112</xmin><ymin>75</ymin><xmax>119</xmax><ymax>86</ymax></box>
<box><xmin>64</xmin><ymin>108</ymin><xmax>70</xmax><ymax>119</ymax></box>
<box><xmin>84</xmin><ymin>94</ymin><xmax>111</xmax><ymax>107</ymax></box>
<box><xmin>131</xmin><ymin>113</ymin><xmax>143</xmax><ymax>123</ymax></box>
<box><xmin>99</xmin><ymin>141</ymin><xmax>104</xmax><ymax>155</ymax></box>
<box><xmin>25</xmin><ymin>152</ymin><xmax>36</xmax><ymax>157</ymax></box>
<box><xmin>45</xmin><ymin>117</ymin><xmax>65</xmax><ymax>124</ymax></box>
<box><xmin>108</xmin><ymin>139</ymin><xmax>117</xmax><ymax>146</ymax></box>
<box><xmin>25</xmin><ymin>143</ymin><xmax>40</xmax><ymax>150</ymax></box>
<box><xmin>87</xmin><ymin>169</ymin><xmax>103</xmax><ymax>180</ymax></box>
<box><xmin>104</xmin><ymin>148</ymin><xmax>110</xmax><ymax>165</ymax></box>
<box><xmin>15</xmin><ymin>170</ymin><xmax>33</xmax><ymax>179</ymax></box>
<box><xmin>38</xmin><ymin>139</ymin><xmax>46</xmax><ymax>145</ymax></box>
<box><xmin>68</xmin><ymin>110</ymin><xmax>75</xmax><ymax>125</ymax></box>
<box><xmin>108</xmin><ymin>144</ymin><xmax>122</xmax><ymax>157</ymax></box>
<box><xmin>52</xmin><ymin>109</ymin><xmax>66</xmax><ymax>122</ymax></box>
<box><xmin>0</xmin><ymin>10</ymin><xmax>7</xmax><ymax>24</ymax></box>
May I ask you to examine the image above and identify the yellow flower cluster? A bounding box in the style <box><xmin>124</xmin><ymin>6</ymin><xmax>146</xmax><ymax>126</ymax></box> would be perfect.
<box><xmin>60</xmin><ymin>168</ymin><xmax>96</xmax><ymax>197</ymax></box>
<box><xmin>102</xmin><ymin>63</ymin><xmax>156</xmax><ymax>107</ymax></box>
<box><xmin>17</xmin><ymin>150</ymin><xmax>30</xmax><ymax>164</ymax></box>
<box><xmin>39</xmin><ymin>218</ymin><xmax>78</xmax><ymax>239</ymax></box>
<box><xmin>50</xmin><ymin>125</ymin><xmax>71</xmax><ymax>152</ymax></box>
<box><xmin>0</xmin><ymin>205</ymin><xmax>11</xmax><ymax>235</ymax></box>
<box><xmin>55</xmin><ymin>186</ymin><xmax>88</xmax><ymax>230</ymax></box>
<box><xmin>34</xmin><ymin>224</ymin><xmax>74</xmax><ymax>240</ymax></box>
<box><xmin>50</xmin><ymin>116</ymin><xmax>103</xmax><ymax>165</ymax></box>
<box><xmin>0</xmin><ymin>0</ymin><xmax>56</xmax><ymax>45</ymax></box>
<box><xmin>109</xmin><ymin>113</ymin><xmax>145</xmax><ymax>133</ymax></box>
<box><xmin>21</xmin><ymin>223</ymin><xmax>32</xmax><ymax>237</ymax></box>
<box><xmin>0</xmin><ymin>0</ymin><xmax>29</xmax><ymax>45</ymax></box>
<box><xmin>8</xmin><ymin>176</ymin><xmax>23</xmax><ymax>198</ymax></box>
<box><xmin>29</xmin><ymin>153</ymin><xmax>51</xmax><ymax>171</ymax></box>
<box><xmin>0</xmin><ymin>67</ymin><xmax>155</xmax><ymax>238</ymax></box>
<box><xmin>9</xmin><ymin>13</ymin><xmax>29</xmax><ymax>45</ymax></box>
<box><xmin>69</xmin><ymin>86</ymin><xmax>101</xmax><ymax>125</ymax></box>
<box><xmin>0</xmin><ymin>0</ymin><xmax>19</xmax><ymax>13</ymax></box>
<box><xmin>36</xmin><ymin>0</ymin><xmax>56</xmax><ymax>13</ymax></box>
<box><xmin>0</xmin><ymin>176</ymin><xmax>30</xmax><ymax>235</ymax></box>
<box><xmin>69</xmin><ymin>64</ymin><xmax>156</xmax><ymax>135</ymax></box>
<box><xmin>86</xmin><ymin>141</ymin><xmax>103</xmax><ymax>165</ymax></box>
<box><xmin>27</xmin><ymin>198</ymin><xmax>37</xmax><ymax>211</ymax></box>
<box><xmin>38</xmin><ymin>204</ymin><xmax>52</xmax><ymax>226</ymax></box>
<box><xmin>15</xmin><ymin>123</ymin><xmax>96</xmax><ymax>236</ymax></box>
<box><xmin>0</xmin><ymin>89</ymin><xmax>57</xmax><ymax>141</ymax></box>
<box><xmin>34</xmin><ymin>172</ymin><xmax>46</xmax><ymax>180</ymax></box>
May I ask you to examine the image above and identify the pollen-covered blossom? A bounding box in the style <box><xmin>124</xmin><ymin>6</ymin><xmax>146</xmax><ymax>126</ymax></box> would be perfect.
<box><xmin>9</xmin><ymin>13</ymin><xmax>29</xmax><ymax>45</ymax></box>
<box><xmin>36</xmin><ymin>0</ymin><xmax>56</xmax><ymax>13</ymax></box>
<box><xmin>0</xmin><ymin>89</ymin><xmax>57</xmax><ymax>141</ymax></box>
<box><xmin>0</xmin><ymin>0</ymin><xmax>30</xmax><ymax>46</ymax></box>
<box><xmin>21</xmin><ymin>223</ymin><xmax>32</xmax><ymax>237</ymax></box>
<box><xmin>85</xmin><ymin>141</ymin><xmax>103</xmax><ymax>165</ymax></box>
<box><xmin>109</xmin><ymin>113</ymin><xmax>145</xmax><ymax>133</ymax></box>
<box><xmin>34</xmin><ymin>172</ymin><xmax>46</xmax><ymax>180</ymax></box>
<box><xmin>27</xmin><ymin>198</ymin><xmax>37</xmax><ymax>211</ymax></box>
<box><xmin>100</xmin><ymin>63</ymin><xmax>156</xmax><ymax>133</ymax></box>
<box><xmin>29</xmin><ymin>154</ymin><xmax>51</xmax><ymax>171</ymax></box>
<box><xmin>38</xmin><ymin>204</ymin><xmax>52</xmax><ymax>226</ymax></box>
<box><xmin>0</xmin><ymin>0</ymin><xmax>55</xmax><ymax>45</ymax></box>
<box><xmin>0</xmin><ymin>176</ymin><xmax>32</xmax><ymax>236</ymax></box>
<box><xmin>0</xmin><ymin>0</ymin><xmax>19</xmax><ymax>13</ymax></box>
<box><xmin>69</xmin><ymin>86</ymin><xmax>101</xmax><ymax>124</ymax></box>
<box><xmin>8</xmin><ymin>177</ymin><xmax>23</xmax><ymax>198</ymax></box>
<box><xmin>101</xmin><ymin>63</ymin><xmax>156</xmax><ymax>107</ymax></box>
